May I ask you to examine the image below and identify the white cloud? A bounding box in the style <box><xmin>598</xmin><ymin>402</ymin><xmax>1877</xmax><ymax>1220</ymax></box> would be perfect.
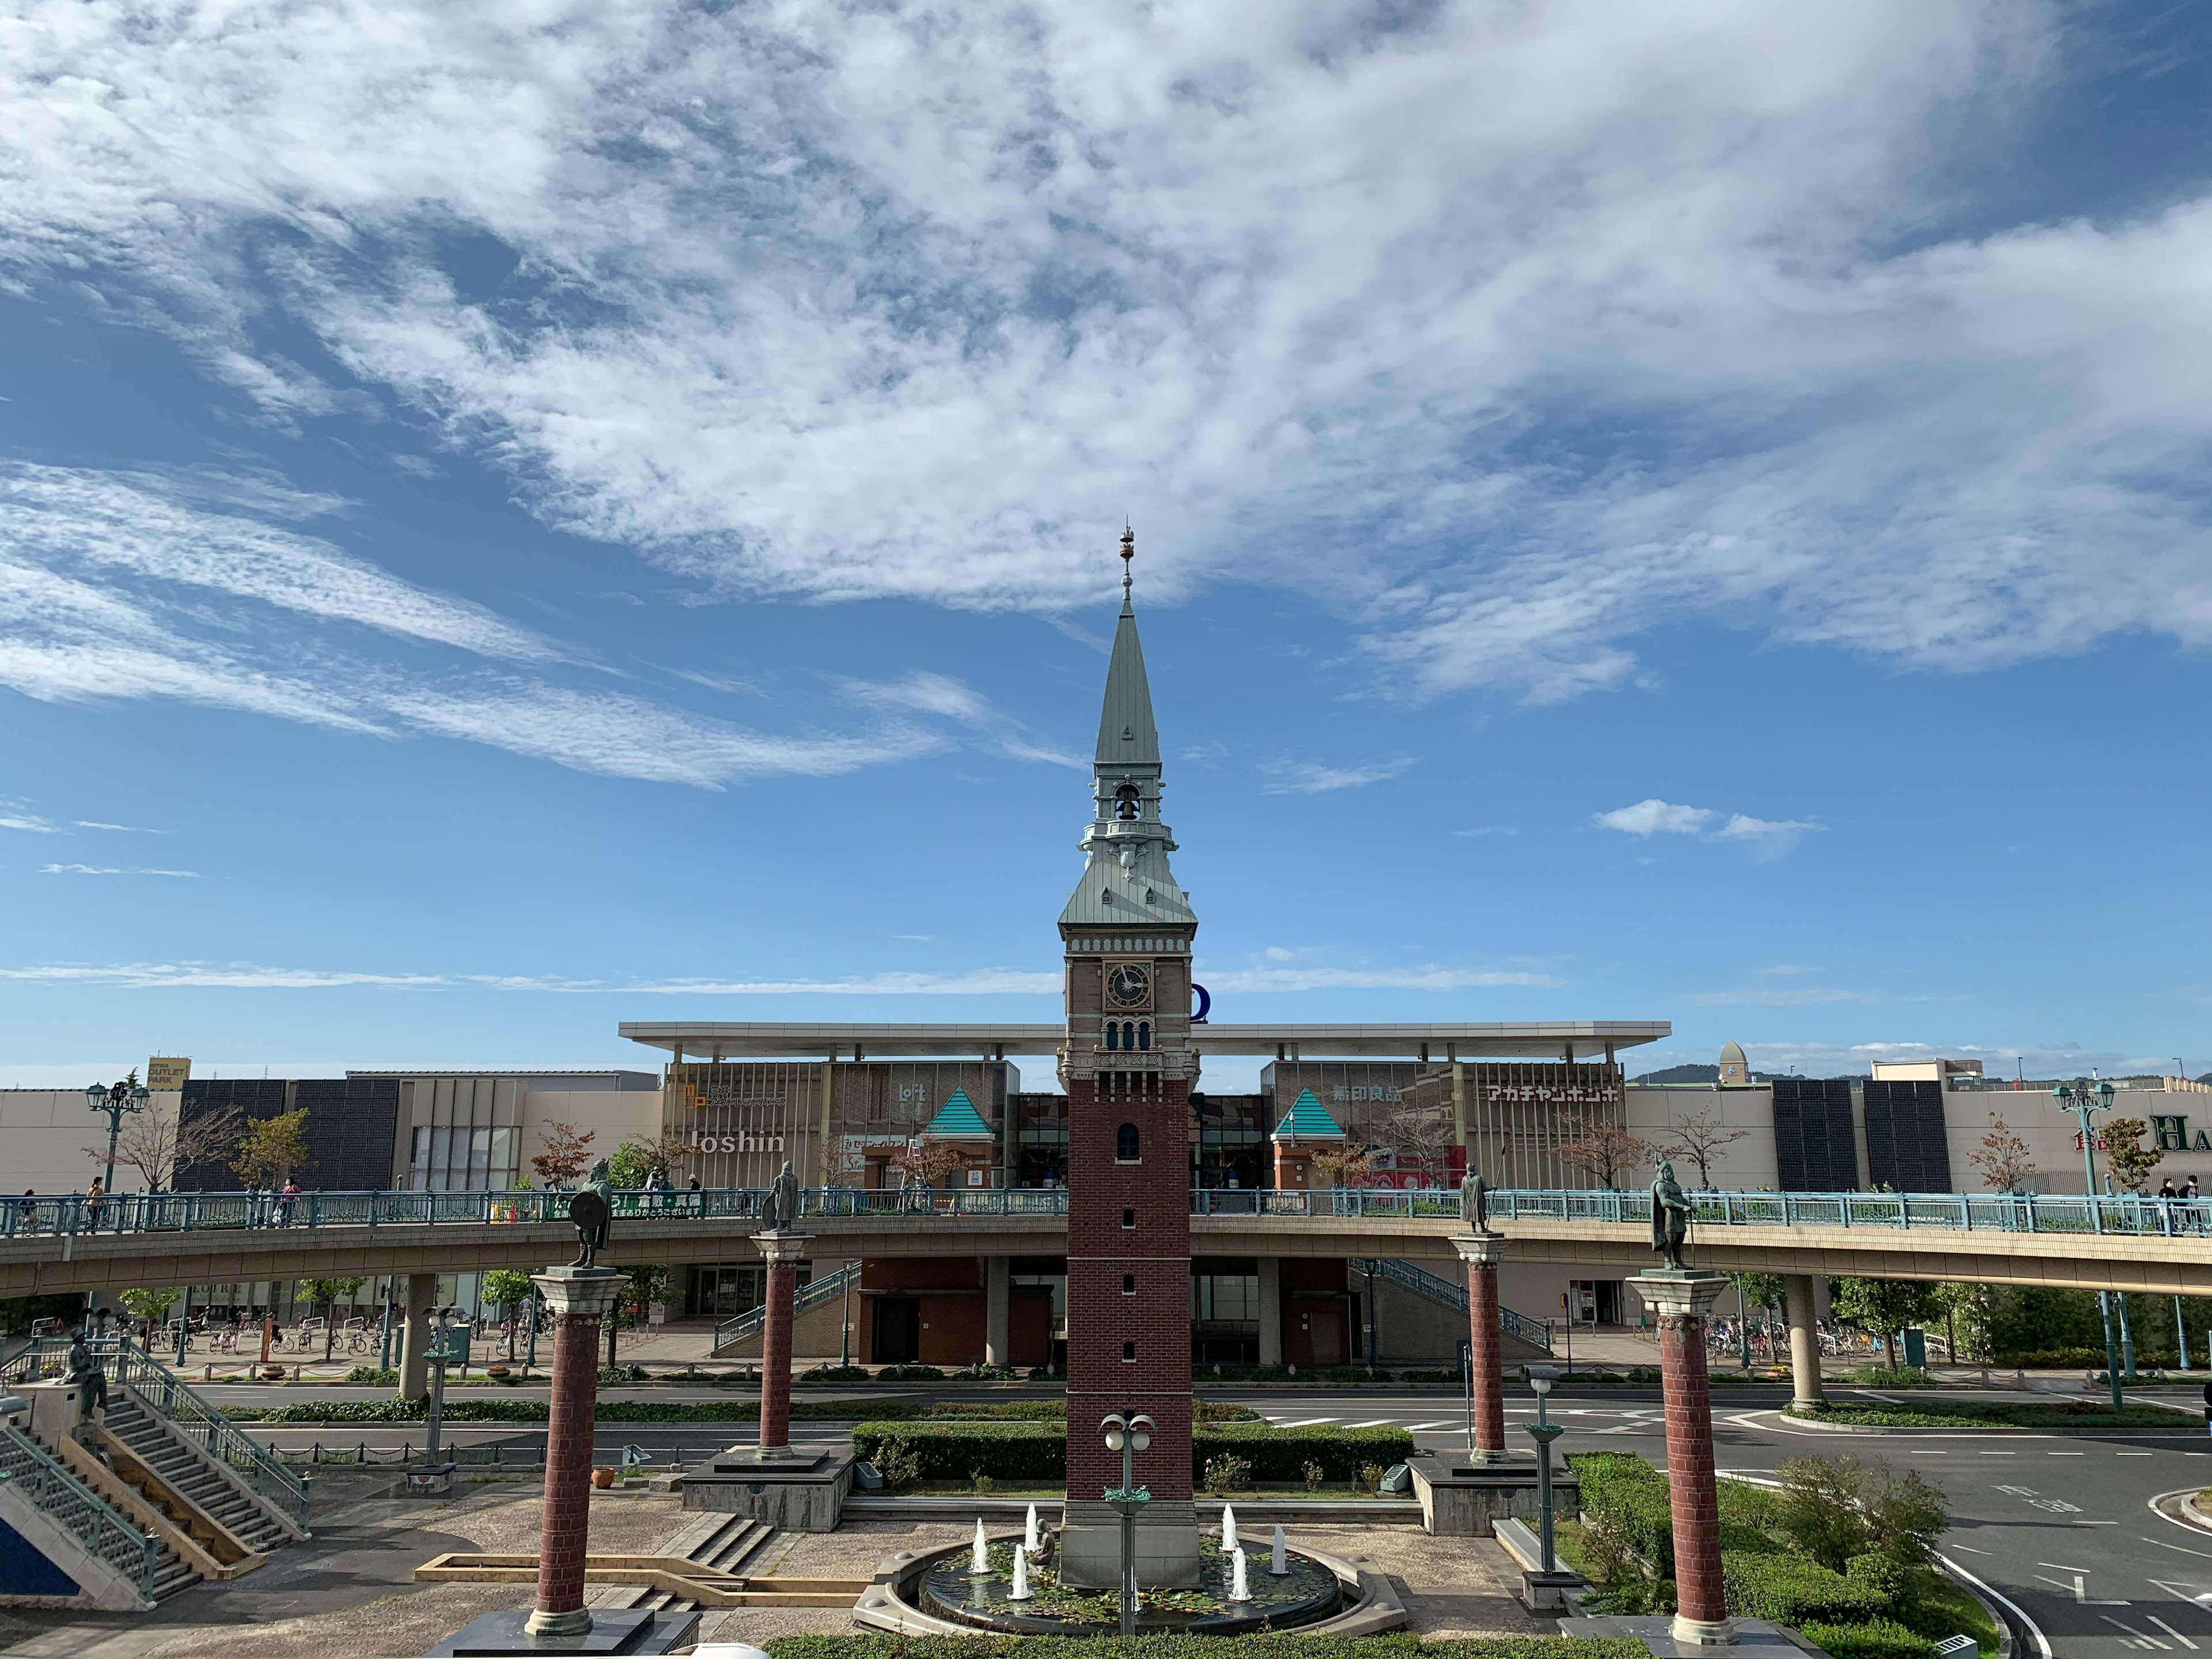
<box><xmin>74</xmin><ymin>820</ymin><xmax>163</xmax><ymax>833</ymax></box>
<box><xmin>0</xmin><ymin>812</ymin><xmax>60</xmax><ymax>834</ymax></box>
<box><xmin>1595</xmin><ymin>798</ymin><xmax>1820</xmax><ymax>855</ymax></box>
<box><xmin>37</xmin><ymin>863</ymin><xmax>198</xmax><ymax>877</ymax></box>
<box><xmin>9</xmin><ymin>0</ymin><xmax>2211</xmax><ymax>709</ymax></box>
<box><xmin>616</xmin><ymin>970</ymin><xmax>1062</xmax><ymax>997</ymax></box>
<box><xmin>1260</xmin><ymin>757</ymin><xmax>1418</xmax><ymax>795</ymax></box>
<box><xmin>1686</xmin><ymin>987</ymin><xmax>1883</xmax><ymax>1007</ymax></box>
<box><xmin>839</xmin><ymin>671</ymin><xmax>1084</xmax><ymax>769</ymax></box>
<box><xmin>0</xmin><ymin>962</ymin><xmax>439</xmax><ymax>987</ymax></box>
<box><xmin>1595</xmin><ymin>799</ymin><xmax>1715</xmax><ymax>837</ymax></box>
<box><xmin>1203</xmin><ymin>964</ymin><xmax>1563</xmax><ymax>993</ymax></box>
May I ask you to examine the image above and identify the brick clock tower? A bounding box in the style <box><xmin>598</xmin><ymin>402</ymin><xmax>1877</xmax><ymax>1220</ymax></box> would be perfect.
<box><xmin>1056</xmin><ymin>529</ymin><xmax>1203</xmax><ymax>1590</ymax></box>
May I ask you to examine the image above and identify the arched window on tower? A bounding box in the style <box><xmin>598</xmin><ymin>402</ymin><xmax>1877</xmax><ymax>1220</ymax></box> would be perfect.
<box><xmin>1114</xmin><ymin>784</ymin><xmax>1141</xmax><ymax>821</ymax></box>
<box><xmin>1116</xmin><ymin>1122</ymin><xmax>1141</xmax><ymax>1161</ymax></box>
<box><xmin>1137</xmin><ymin>1021</ymin><xmax>1151</xmax><ymax>1050</ymax></box>
<box><xmin>1123</xmin><ymin>1021</ymin><xmax>1137</xmax><ymax>1050</ymax></box>
<box><xmin>1105</xmin><ymin>1021</ymin><xmax>1119</xmax><ymax>1050</ymax></box>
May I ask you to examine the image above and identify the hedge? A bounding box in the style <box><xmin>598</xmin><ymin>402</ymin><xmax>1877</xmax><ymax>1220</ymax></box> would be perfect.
<box><xmin>1797</xmin><ymin>1619</ymin><xmax>1941</xmax><ymax>1659</ymax></box>
<box><xmin>1569</xmin><ymin>1452</ymin><xmax>1675</xmax><ymax>1579</ymax></box>
<box><xmin>230</xmin><ymin>1396</ymin><xmax>918</xmax><ymax>1425</ymax></box>
<box><xmin>1722</xmin><ymin>1553</ymin><xmax>1886</xmax><ymax>1625</ymax></box>
<box><xmin>848</xmin><ymin>1421</ymin><xmax>1414</xmax><ymax>1484</ymax></box>
<box><xmin>764</xmin><ymin>1637</ymin><xmax>1648</xmax><ymax>1659</ymax></box>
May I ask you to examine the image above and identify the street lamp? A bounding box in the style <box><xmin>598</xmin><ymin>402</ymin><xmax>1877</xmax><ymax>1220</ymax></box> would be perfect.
<box><xmin>84</xmin><ymin>1076</ymin><xmax>149</xmax><ymax>1194</ymax></box>
<box><xmin>1100</xmin><ymin>1412</ymin><xmax>1153</xmax><ymax>1636</ymax></box>
<box><xmin>2054</xmin><ymin>1079</ymin><xmax>2124</xmax><ymax>1412</ymax></box>
<box><xmin>421</xmin><ymin>1305</ymin><xmax>469</xmax><ymax>1477</ymax></box>
<box><xmin>1522</xmin><ymin>1366</ymin><xmax>1564</xmax><ymax>1576</ymax></box>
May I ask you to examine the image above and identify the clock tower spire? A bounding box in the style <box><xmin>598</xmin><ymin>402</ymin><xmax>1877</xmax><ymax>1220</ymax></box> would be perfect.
<box><xmin>1056</xmin><ymin>527</ymin><xmax>1202</xmax><ymax>1589</ymax></box>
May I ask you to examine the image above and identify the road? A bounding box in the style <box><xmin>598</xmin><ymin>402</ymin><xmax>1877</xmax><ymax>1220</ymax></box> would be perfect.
<box><xmin>224</xmin><ymin>1382</ymin><xmax>2212</xmax><ymax>1657</ymax></box>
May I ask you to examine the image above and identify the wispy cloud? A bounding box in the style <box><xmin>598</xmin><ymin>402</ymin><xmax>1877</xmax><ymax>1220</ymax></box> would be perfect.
<box><xmin>1454</xmin><ymin>826</ymin><xmax>1518</xmax><ymax>838</ymax></box>
<box><xmin>839</xmin><ymin>672</ymin><xmax>1083</xmax><ymax>769</ymax></box>
<box><xmin>1204</xmin><ymin>964</ymin><xmax>1563</xmax><ymax>993</ymax></box>
<box><xmin>1595</xmin><ymin>798</ymin><xmax>1821</xmax><ymax>857</ymax></box>
<box><xmin>0</xmin><ymin>962</ymin><xmax>439</xmax><ymax>988</ymax></box>
<box><xmin>38</xmin><ymin>863</ymin><xmax>198</xmax><ymax>877</ymax></box>
<box><xmin>0</xmin><ymin>812</ymin><xmax>60</xmax><ymax>834</ymax></box>
<box><xmin>75</xmin><ymin>820</ymin><xmax>164</xmax><ymax>834</ymax></box>
<box><xmin>1686</xmin><ymin>987</ymin><xmax>1883</xmax><ymax>1007</ymax></box>
<box><xmin>1260</xmin><ymin>757</ymin><xmax>1418</xmax><ymax>795</ymax></box>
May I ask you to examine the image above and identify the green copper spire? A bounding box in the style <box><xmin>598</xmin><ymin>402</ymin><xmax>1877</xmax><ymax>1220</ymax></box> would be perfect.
<box><xmin>1059</xmin><ymin>527</ymin><xmax>1195</xmax><ymax>931</ymax></box>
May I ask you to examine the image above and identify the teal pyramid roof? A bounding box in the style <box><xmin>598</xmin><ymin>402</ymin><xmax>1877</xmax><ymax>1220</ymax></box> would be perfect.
<box><xmin>923</xmin><ymin>1088</ymin><xmax>993</xmax><ymax>1138</ymax></box>
<box><xmin>1272</xmin><ymin>1088</ymin><xmax>1346</xmax><ymax>1141</ymax></box>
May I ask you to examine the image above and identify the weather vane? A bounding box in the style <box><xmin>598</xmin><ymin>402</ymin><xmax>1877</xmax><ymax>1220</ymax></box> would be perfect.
<box><xmin>1119</xmin><ymin>522</ymin><xmax>1134</xmax><ymax>600</ymax></box>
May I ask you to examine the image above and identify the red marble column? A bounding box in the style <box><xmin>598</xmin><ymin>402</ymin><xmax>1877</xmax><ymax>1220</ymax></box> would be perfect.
<box><xmin>526</xmin><ymin>1267</ymin><xmax>622</xmax><ymax>1639</ymax></box>
<box><xmin>755</xmin><ymin>1231</ymin><xmax>806</xmax><ymax>1455</ymax></box>
<box><xmin>1453</xmin><ymin>1232</ymin><xmax>1508</xmax><ymax>1463</ymax></box>
<box><xmin>1636</xmin><ymin>1271</ymin><xmax>1734</xmax><ymax>1646</ymax></box>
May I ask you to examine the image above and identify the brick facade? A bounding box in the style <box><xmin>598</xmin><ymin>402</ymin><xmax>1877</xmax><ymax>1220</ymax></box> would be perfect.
<box><xmin>527</xmin><ymin>1267</ymin><xmax>621</xmax><ymax>1635</ymax></box>
<box><xmin>1063</xmin><ymin>1068</ymin><xmax>1194</xmax><ymax>1502</ymax></box>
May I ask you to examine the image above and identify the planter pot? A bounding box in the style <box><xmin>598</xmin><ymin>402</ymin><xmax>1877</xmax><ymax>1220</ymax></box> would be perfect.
<box><xmin>260</xmin><ymin>1366</ymin><xmax>287</xmax><ymax>1381</ymax></box>
<box><xmin>591</xmin><ymin>1467</ymin><xmax>616</xmax><ymax>1489</ymax></box>
<box><xmin>487</xmin><ymin>1365</ymin><xmax>512</xmax><ymax>1380</ymax></box>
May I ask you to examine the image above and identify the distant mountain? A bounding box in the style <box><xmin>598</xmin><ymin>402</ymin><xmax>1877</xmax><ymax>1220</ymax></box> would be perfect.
<box><xmin>1632</xmin><ymin>1064</ymin><xmax>1720</xmax><ymax>1084</ymax></box>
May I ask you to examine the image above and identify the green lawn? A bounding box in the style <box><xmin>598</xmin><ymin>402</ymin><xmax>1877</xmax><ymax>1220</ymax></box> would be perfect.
<box><xmin>1790</xmin><ymin>1400</ymin><xmax>2189</xmax><ymax>1430</ymax></box>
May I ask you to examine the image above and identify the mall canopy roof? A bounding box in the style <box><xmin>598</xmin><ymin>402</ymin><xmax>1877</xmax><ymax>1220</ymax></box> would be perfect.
<box><xmin>618</xmin><ymin>1020</ymin><xmax>1669</xmax><ymax>1062</ymax></box>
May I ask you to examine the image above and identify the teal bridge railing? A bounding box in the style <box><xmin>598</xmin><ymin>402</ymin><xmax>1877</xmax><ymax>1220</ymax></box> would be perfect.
<box><xmin>1</xmin><ymin>1185</ymin><xmax>2203</xmax><ymax>1240</ymax></box>
<box><xmin>0</xmin><ymin>1422</ymin><xmax>160</xmax><ymax>1603</ymax></box>
<box><xmin>1350</xmin><ymin>1257</ymin><xmax>1554</xmax><ymax>1354</ymax></box>
<box><xmin>711</xmin><ymin>1260</ymin><xmax>861</xmax><ymax>1353</ymax></box>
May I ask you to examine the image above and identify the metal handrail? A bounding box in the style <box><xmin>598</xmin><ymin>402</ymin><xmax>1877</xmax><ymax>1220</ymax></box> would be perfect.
<box><xmin>2</xmin><ymin>1339</ymin><xmax>310</xmax><ymax>1533</ymax></box>
<box><xmin>0</xmin><ymin>1423</ymin><xmax>158</xmax><ymax>1602</ymax></box>
<box><xmin>710</xmin><ymin>1260</ymin><xmax>860</xmax><ymax>1352</ymax></box>
<box><xmin>1350</xmin><ymin>1257</ymin><xmax>1554</xmax><ymax>1355</ymax></box>
<box><xmin>1</xmin><ymin>1184</ymin><xmax>2204</xmax><ymax>1240</ymax></box>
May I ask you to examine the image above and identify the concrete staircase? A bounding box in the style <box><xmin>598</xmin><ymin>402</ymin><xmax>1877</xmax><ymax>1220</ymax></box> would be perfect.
<box><xmin>1354</xmin><ymin>1257</ymin><xmax>1555</xmax><ymax>1361</ymax></box>
<box><xmin>595</xmin><ymin>1513</ymin><xmax>775</xmax><ymax>1612</ymax></box>
<box><xmin>98</xmin><ymin>1391</ymin><xmax>296</xmax><ymax>1560</ymax></box>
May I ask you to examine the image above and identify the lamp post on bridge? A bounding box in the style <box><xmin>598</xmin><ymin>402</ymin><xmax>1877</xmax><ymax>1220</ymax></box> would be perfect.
<box><xmin>84</xmin><ymin>1075</ymin><xmax>149</xmax><ymax>1195</ymax></box>
<box><xmin>2054</xmin><ymin>1078</ymin><xmax>2124</xmax><ymax>1414</ymax></box>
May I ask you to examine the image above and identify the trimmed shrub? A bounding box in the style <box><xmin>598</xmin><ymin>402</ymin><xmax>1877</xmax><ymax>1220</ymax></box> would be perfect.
<box><xmin>844</xmin><ymin>1421</ymin><xmax>1414</xmax><ymax>1485</ymax></box>
<box><xmin>1722</xmin><ymin>1552</ymin><xmax>1886</xmax><ymax>1626</ymax></box>
<box><xmin>851</xmin><ymin>1421</ymin><xmax>1066</xmax><ymax>1483</ymax></box>
<box><xmin>876</xmin><ymin>1363</ymin><xmax>946</xmax><ymax>1381</ymax></box>
<box><xmin>1569</xmin><ymin>1452</ymin><xmax>1675</xmax><ymax>1580</ymax></box>
<box><xmin>799</xmin><ymin>1365</ymin><xmax>872</xmax><ymax>1384</ymax></box>
<box><xmin>1798</xmin><ymin>1619</ymin><xmax>1941</xmax><ymax>1659</ymax></box>
<box><xmin>764</xmin><ymin>1637</ymin><xmax>1650</xmax><ymax>1659</ymax></box>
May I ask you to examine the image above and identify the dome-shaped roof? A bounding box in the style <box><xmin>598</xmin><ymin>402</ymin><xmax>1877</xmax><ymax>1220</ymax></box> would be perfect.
<box><xmin>1718</xmin><ymin>1041</ymin><xmax>1748</xmax><ymax>1067</ymax></box>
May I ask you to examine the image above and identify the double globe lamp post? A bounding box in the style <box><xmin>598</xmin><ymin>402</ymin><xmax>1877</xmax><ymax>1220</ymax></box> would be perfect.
<box><xmin>1100</xmin><ymin>1412</ymin><xmax>1154</xmax><ymax>1637</ymax></box>
<box><xmin>85</xmin><ymin>1077</ymin><xmax>150</xmax><ymax>1195</ymax></box>
<box><xmin>2052</xmin><ymin>1078</ymin><xmax>2128</xmax><ymax>1412</ymax></box>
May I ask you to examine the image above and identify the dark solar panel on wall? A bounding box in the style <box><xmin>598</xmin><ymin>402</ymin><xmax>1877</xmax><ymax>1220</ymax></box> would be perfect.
<box><xmin>294</xmin><ymin>1078</ymin><xmax>401</xmax><ymax>1192</ymax></box>
<box><xmin>1863</xmin><ymin>1080</ymin><xmax>1952</xmax><ymax>1192</ymax></box>
<box><xmin>1770</xmin><ymin>1078</ymin><xmax>1859</xmax><ymax>1191</ymax></box>
<box><xmin>176</xmin><ymin>1080</ymin><xmax>290</xmax><ymax>1189</ymax></box>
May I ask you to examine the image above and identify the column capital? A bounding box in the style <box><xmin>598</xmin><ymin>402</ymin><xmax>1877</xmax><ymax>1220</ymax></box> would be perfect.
<box><xmin>530</xmin><ymin>1266</ymin><xmax>623</xmax><ymax>1318</ymax></box>
<box><xmin>1451</xmin><ymin>1232</ymin><xmax>1507</xmax><ymax>1268</ymax></box>
<box><xmin>753</xmin><ymin>1230</ymin><xmax>810</xmax><ymax>1264</ymax></box>
<box><xmin>1630</xmin><ymin>1268</ymin><xmax>1729</xmax><ymax>1322</ymax></box>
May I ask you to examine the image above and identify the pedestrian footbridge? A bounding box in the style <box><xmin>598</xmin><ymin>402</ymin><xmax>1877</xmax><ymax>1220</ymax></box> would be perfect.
<box><xmin>0</xmin><ymin>1187</ymin><xmax>2203</xmax><ymax>1298</ymax></box>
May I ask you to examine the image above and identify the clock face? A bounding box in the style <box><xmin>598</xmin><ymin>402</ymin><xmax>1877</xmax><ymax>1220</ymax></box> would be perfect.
<box><xmin>1106</xmin><ymin>963</ymin><xmax>1152</xmax><ymax>1008</ymax></box>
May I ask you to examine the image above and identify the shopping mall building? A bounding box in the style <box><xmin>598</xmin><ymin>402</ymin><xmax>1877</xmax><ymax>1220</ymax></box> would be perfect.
<box><xmin>6</xmin><ymin>539</ymin><xmax>2206</xmax><ymax>1358</ymax></box>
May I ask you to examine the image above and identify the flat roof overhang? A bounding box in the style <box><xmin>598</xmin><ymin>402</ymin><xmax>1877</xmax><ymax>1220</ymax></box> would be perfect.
<box><xmin>618</xmin><ymin>1020</ymin><xmax>1670</xmax><ymax>1062</ymax></box>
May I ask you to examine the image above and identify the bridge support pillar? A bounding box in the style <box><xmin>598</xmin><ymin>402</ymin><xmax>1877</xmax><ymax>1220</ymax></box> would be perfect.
<box><xmin>1452</xmin><ymin>1232</ymin><xmax>1508</xmax><ymax>1464</ymax></box>
<box><xmin>525</xmin><ymin>1264</ymin><xmax>622</xmax><ymax>1638</ymax></box>
<box><xmin>1783</xmin><ymin>1275</ymin><xmax>1823</xmax><ymax>1410</ymax></box>
<box><xmin>400</xmin><ymin>1272</ymin><xmax>437</xmax><ymax>1398</ymax></box>
<box><xmin>983</xmin><ymin>1255</ymin><xmax>1009</xmax><ymax>1369</ymax></box>
<box><xmin>753</xmin><ymin>1230</ymin><xmax>806</xmax><ymax>1453</ymax></box>
<box><xmin>1634</xmin><ymin>1269</ymin><xmax>1734</xmax><ymax>1647</ymax></box>
<box><xmin>1257</xmin><ymin>1257</ymin><xmax>1283</xmax><ymax>1368</ymax></box>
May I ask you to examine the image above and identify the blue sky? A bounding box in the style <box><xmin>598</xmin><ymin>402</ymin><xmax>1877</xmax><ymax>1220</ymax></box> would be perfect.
<box><xmin>3</xmin><ymin>0</ymin><xmax>2211</xmax><ymax>1090</ymax></box>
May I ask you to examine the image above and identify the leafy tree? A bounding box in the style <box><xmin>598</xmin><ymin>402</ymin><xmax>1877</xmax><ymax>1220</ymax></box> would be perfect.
<box><xmin>887</xmin><ymin>1137</ymin><xmax>966</xmax><ymax>1190</ymax></box>
<box><xmin>1776</xmin><ymin>1454</ymin><xmax>1948</xmax><ymax>1571</ymax></box>
<box><xmin>1831</xmin><ymin>1278</ymin><xmax>1944</xmax><ymax>1370</ymax></box>
<box><xmin>1310</xmin><ymin>1143</ymin><xmax>1376</xmax><ymax>1185</ymax></box>
<box><xmin>1665</xmin><ymin>1105</ymin><xmax>1749</xmax><ymax>1189</ymax></box>
<box><xmin>529</xmin><ymin>1120</ymin><xmax>596</xmax><ymax>1187</ymax></box>
<box><xmin>1967</xmin><ymin>1111</ymin><xmax>2036</xmax><ymax>1194</ymax></box>
<box><xmin>1557</xmin><ymin>1121</ymin><xmax>1656</xmax><ymax>1190</ymax></box>
<box><xmin>607</xmin><ymin>1264</ymin><xmax>672</xmax><ymax>1369</ymax></box>
<box><xmin>2102</xmin><ymin>1118</ymin><xmax>2164</xmax><ymax>1195</ymax></box>
<box><xmin>1934</xmin><ymin>1282</ymin><xmax>1995</xmax><ymax>1365</ymax></box>
<box><xmin>481</xmin><ymin>1269</ymin><xmax>536</xmax><ymax>1359</ymax></box>
<box><xmin>296</xmin><ymin>1276</ymin><xmax>366</xmax><ymax>1360</ymax></box>
<box><xmin>86</xmin><ymin>1098</ymin><xmax>246</xmax><ymax>1191</ymax></box>
<box><xmin>119</xmin><ymin>1286</ymin><xmax>177</xmax><ymax>1328</ymax></box>
<box><xmin>232</xmin><ymin>1109</ymin><xmax>311</xmax><ymax>1187</ymax></box>
<box><xmin>607</xmin><ymin>1132</ymin><xmax>696</xmax><ymax>1189</ymax></box>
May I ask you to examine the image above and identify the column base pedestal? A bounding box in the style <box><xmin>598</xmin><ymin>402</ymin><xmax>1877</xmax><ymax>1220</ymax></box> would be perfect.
<box><xmin>1563</xmin><ymin>1613</ymin><xmax>1790</xmax><ymax>1658</ymax></box>
<box><xmin>1467</xmin><ymin>1448</ymin><xmax>1510</xmax><ymax>1467</ymax></box>
<box><xmin>430</xmin><ymin>1607</ymin><xmax>698</xmax><ymax>1655</ymax></box>
<box><xmin>1671</xmin><ymin>1615</ymin><xmax>1738</xmax><ymax>1647</ymax></box>
<box><xmin>1058</xmin><ymin>1500</ymin><xmax>1201</xmax><ymax>1588</ymax></box>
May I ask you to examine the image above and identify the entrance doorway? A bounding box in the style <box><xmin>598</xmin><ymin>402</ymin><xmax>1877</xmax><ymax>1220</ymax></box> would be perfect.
<box><xmin>873</xmin><ymin>1296</ymin><xmax>920</xmax><ymax>1364</ymax></box>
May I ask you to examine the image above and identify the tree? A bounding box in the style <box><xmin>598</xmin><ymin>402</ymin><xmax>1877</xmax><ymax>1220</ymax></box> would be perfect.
<box><xmin>887</xmin><ymin>1137</ymin><xmax>966</xmax><ymax>1190</ymax></box>
<box><xmin>1556</xmin><ymin>1121</ymin><xmax>1656</xmax><ymax>1190</ymax></box>
<box><xmin>530</xmin><ymin>1120</ymin><xmax>597</xmax><ymax>1187</ymax></box>
<box><xmin>605</xmin><ymin>1132</ymin><xmax>698</xmax><ymax>1190</ymax></box>
<box><xmin>1831</xmin><ymin>1277</ymin><xmax>1944</xmax><ymax>1370</ymax></box>
<box><xmin>1310</xmin><ymin>1143</ymin><xmax>1376</xmax><ymax>1186</ymax></box>
<box><xmin>118</xmin><ymin>1287</ymin><xmax>177</xmax><ymax>1331</ymax></box>
<box><xmin>1381</xmin><ymin>1100</ymin><xmax>1459</xmax><ymax>1180</ymax></box>
<box><xmin>481</xmin><ymin>1269</ymin><xmax>536</xmax><ymax>1359</ymax></box>
<box><xmin>1967</xmin><ymin>1111</ymin><xmax>2036</xmax><ymax>1194</ymax></box>
<box><xmin>2103</xmin><ymin>1118</ymin><xmax>2164</xmax><ymax>1194</ymax></box>
<box><xmin>296</xmin><ymin>1276</ymin><xmax>366</xmax><ymax>1360</ymax></box>
<box><xmin>608</xmin><ymin>1264</ymin><xmax>672</xmax><ymax>1370</ymax></box>
<box><xmin>232</xmin><ymin>1109</ymin><xmax>311</xmax><ymax>1187</ymax></box>
<box><xmin>85</xmin><ymin>1099</ymin><xmax>245</xmax><ymax>1191</ymax></box>
<box><xmin>1775</xmin><ymin>1454</ymin><xmax>1949</xmax><ymax>1571</ymax></box>
<box><xmin>1664</xmin><ymin>1105</ymin><xmax>1749</xmax><ymax>1189</ymax></box>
